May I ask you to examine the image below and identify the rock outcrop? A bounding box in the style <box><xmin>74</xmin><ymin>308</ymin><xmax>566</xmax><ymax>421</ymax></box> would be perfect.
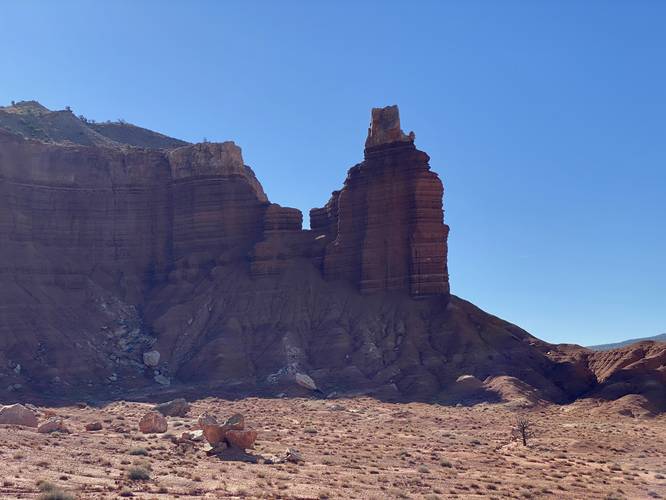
<box><xmin>0</xmin><ymin>100</ymin><xmax>662</xmax><ymax>411</ymax></box>
<box><xmin>85</xmin><ymin>421</ymin><xmax>103</xmax><ymax>431</ymax></box>
<box><xmin>37</xmin><ymin>417</ymin><xmax>71</xmax><ymax>434</ymax></box>
<box><xmin>365</xmin><ymin>105</ymin><xmax>415</xmax><ymax>148</ymax></box>
<box><xmin>153</xmin><ymin>398</ymin><xmax>190</xmax><ymax>417</ymax></box>
<box><xmin>138</xmin><ymin>411</ymin><xmax>168</xmax><ymax>434</ymax></box>
<box><xmin>586</xmin><ymin>341</ymin><xmax>666</xmax><ymax>411</ymax></box>
<box><xmin>0</xmin><ymin>100</ymin><xmax>187</xmax><ymax>148</ymax></box>
<box><xmin>0</xmin><ymin>403</ymin><xmax>39</xmax><ymax>427</ymax></box>
<box><xmin>201</xmin><ymin>412</ymin><xmax>257</xmax><ymax>451</ymax></box>
<box><xmin>312</xmin><ymin>106</ymin><xmax>449</xmax><ymax>297</ymax></box>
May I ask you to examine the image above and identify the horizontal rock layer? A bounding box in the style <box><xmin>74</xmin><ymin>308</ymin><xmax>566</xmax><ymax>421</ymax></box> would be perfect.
<box><xmin>313</xmin><ymin>141</ymin><xmax>449</xmax><ymax>297</ymax></box>
<box><xmin>0</xmin><ymin>104</ymin><xmax>661</xmax><ymax>411</ymax></box>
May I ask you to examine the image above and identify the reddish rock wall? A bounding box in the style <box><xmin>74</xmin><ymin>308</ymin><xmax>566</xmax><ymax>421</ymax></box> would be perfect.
<box><xmin>3</xmin><ymin>103</ymin><xmax>657</xmax><ymax>409</ymax></box>
<box><xmin>250</xmin><ymin>204</ymin><xmax>308</xmax><ymax>277</ymax></box>
<box><xmin>168</xmin><ymin>142</ymin><xmax>269</xmax><ymax>264</ymax></box>
<box><xmin>0</xmin><ymin>129</ymin><xmax>172</xmax><ymax>295</ymax></box>
<box><xmin>312</xmin><ymin>107</ymin><xmax>449</xmax><ymax>297</ymax></box>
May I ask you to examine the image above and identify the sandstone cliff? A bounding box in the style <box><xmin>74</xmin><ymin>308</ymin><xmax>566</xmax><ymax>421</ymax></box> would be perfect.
<box><xmin>312</xmin><ymin>105</ymin><xmax>449</xmax><ymax>297</ymax></box>
<box><xmin>0</xmin><ymin>101</ymin><xmax>662</xmax><ymax>411</ymax></box>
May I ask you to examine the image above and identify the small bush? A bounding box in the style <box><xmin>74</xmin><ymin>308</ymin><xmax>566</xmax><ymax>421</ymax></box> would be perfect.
<box><xmin>127</xmin><ymin>466</ymin><xmax>150</xmax><ymax>481</ymax></box>
<box><xmin>36</xmin><ymin>479</ymin><xmax>75</xmax><ymax>500</ymax></box>
<box><xmin>128</xmin><ymin>447</ymin><xmax>148</xmax><ymax>456</ymax></box>
<box><xmin>36</xmin><ymin>480</ymin><xmax>57</xmax><ymax>492</ymax></box>
<box><xmin>38</xmin><ymin>490</ymin><xmax>74</xmax><ymax>500</ymax></box>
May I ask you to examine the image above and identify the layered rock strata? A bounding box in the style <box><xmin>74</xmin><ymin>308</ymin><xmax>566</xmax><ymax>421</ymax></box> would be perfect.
<box><xmin>312</xmin><ymin>106</ymin><xmax>449</xmax><ymax>297</ymax></box>
<box><xmin>0</xmin><ymin>101</ymin><xmax>662</xmax><ymax>411</ymax></box>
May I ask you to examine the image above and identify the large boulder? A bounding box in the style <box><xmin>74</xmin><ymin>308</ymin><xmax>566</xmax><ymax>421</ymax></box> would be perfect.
<box><xmin>223</xmin><ymin>413</ymin><xmax>245</xmax><ymax>430</ymax></box>
<box><xmin>196</xmin><ymin>412</ymin><xmax>218</xmax><ymax>429</ymax></box>
<box><xmin>85</xmin><ymin>421</ymin><xmax>103</xmax><ymax>431</ymax></box>
<box><xmin>153</xmin><ymin>398</ymin><xmax>190</xmax><ymax>417</ymax></box>
<box><xmin>202</xmin><ymin>423</ymin><xmax>227</xmax><ymax>447</ymax></box>
<box><xmin>0</xmin><ymin>403</ymin><xmax>39</xmax><ymax>427</ymax></box>
<box><xmin>454</xmin><ymin>374</ymin><xmax>484</xmax><ymax>392</ymax></box>
<box><xmin>38</xmin><ymin>417</ymin><xmax>71</xmax><ymax>434</ymax></box>
<box><xmin>143</xmin><ymin>350</ymin><xmax>160</xmax><ymax>367</ymax></box>
<box><xmin>201</xmin><ymin>412</ymin><xmax>255</xmax><ymax>449</ymax></box>
<box><xmin>225</xmin><ymin>429</ymin><xmax>257</xmax><ymax>450</ymax></box>
<box><xmin>138</xmin><ymin>411</ymin><xmax>168</xmax><ymax>434</ymax></box>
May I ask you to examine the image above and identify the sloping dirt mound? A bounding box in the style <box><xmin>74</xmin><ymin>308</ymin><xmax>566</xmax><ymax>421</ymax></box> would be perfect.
<box><xmin>587</xmin><ymin>341</ymin><xmax>666</xmax><ymax>384</ymax></box>
<box><xmin>584</xmin><ymin>342</ymin><xmax>666</xmax><ymax>412</ymax></box>
<box><xmin>482</xmin><ymin>375</ymin><xmax>547</xmax><ymax>408</ymax></box>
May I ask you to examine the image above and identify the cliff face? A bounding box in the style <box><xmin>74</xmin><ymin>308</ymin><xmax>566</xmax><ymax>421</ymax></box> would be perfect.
<box><xmin>0</xmin><ymin>101</ymin><xmax>662</xmax><ymax>410</ymax></box>
<box><xmin>312</xmin><ymin>107</ymin><xmax>449</xmax><ymax>297</ymax></box>
<box><xmin>0</xmin><ymin>128</ymin><xmax>172</xmax><ymax>292</ymax></box>
<box><xmin>167</xmin><ymin>142</ymin><xmax>268</xmax><ymax>265</ymax></box>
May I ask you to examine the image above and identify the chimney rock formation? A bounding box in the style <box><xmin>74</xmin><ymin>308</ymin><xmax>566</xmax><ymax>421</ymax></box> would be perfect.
<box><xmin>312</xmin><ymin>105</ymin><xmax>449</xmax><ymax>297</ymax></box>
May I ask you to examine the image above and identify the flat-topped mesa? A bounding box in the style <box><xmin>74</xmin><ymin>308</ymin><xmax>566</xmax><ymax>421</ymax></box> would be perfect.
<box><xmin>313</xmin><ymin>105</ymin><xmax>450</xmax><ymax>298</ymax></box>
<box><xmin>364</xmin><ymin>105</ymin><xmax>415</xmax><ymax>150</ymax></box>
<box><xmin>167</xmin><ymin>141</ymin><xmax>267</xmax><ymax>202</ymax></box>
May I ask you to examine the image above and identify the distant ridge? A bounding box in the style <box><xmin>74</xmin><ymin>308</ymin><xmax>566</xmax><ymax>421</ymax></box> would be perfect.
<box><xmin>587</xmin><ymin>333</ymin><xmax>666</xmax><ymax>351</ymax></box>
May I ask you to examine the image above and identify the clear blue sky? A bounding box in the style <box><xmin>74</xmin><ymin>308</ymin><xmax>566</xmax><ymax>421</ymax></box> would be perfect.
<box><xmin>1</xmin><ymin>1</ymin><xmax>664</xmax><ymax>346</ymax></box>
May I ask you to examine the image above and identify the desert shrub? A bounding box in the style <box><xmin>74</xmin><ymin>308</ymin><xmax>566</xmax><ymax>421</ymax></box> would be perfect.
<box><xmin>127</xmin><ymin>466</ymin><xmax>150</xmax><ymax>481</ymax></box>
<box><xmin>36</xmin><ymin>480</ymin><xmax>57</xmax><ymax>492</ymax></box>
<box><xmin>36</xmin><ymin>479</ymin><xmax>74</xmax><ymax>500</ymax></box>
<box><xmin>38</xmin><ymin>491</ymin><xmax>74</xmax><ymax>500</ymax></box>
<box><xmin>128</xmin><ymin>447</ymin><xmax>148</xmax><ymax>456</ymax></box>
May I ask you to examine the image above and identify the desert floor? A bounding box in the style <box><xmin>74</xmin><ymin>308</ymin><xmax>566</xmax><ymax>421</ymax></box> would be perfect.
<box><xmin>0</xmin><ymin>397</ymin><xmax>664</xmax><ymax>499</ymax></box>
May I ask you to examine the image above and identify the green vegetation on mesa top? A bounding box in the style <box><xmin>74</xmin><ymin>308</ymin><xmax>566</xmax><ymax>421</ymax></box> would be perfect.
<box><xmin>0</xmin><ymin>100</ymin><xmax>188</xmax><ymax>149</ymax></box>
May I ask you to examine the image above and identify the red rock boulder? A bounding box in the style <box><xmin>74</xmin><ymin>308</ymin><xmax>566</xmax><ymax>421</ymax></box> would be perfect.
<box><xmin>138</xmin><ymin>411</ymin><xmax>167</xmax><ymax>434</ymax></box>
<box><xmin>38</xmin><ymin>417</ymin><xmax>71</xmax><ymax>434</ymax></box>
<box><xmin>225</xmin><ymin>429</ymin><xmax>258</xmax><ymax>450</ymax></box>
<box><xmin>85</xmin><ymin>421</ymin><xmax>103</xmax><ymax>431</ymax></box>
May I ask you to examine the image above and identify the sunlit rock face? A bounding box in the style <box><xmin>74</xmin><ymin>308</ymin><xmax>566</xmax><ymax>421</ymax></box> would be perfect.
<box><xmin>168</xmin><ymin>142</ymin><xmax>268</xmax><ymax>263</ymax></box>
<box><xmin>364</xmin><ymin>105</ymin><xmax>415</xmax><ymax>148</ymax></box>
<box><xmin>313</xmin><ymin>105</ymin><xmax>449</xmax><ymax>297</ymax></box>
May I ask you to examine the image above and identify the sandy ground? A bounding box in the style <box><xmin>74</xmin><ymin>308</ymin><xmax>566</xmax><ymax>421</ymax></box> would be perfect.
<box><xmin>0</xmin><ymin>397</ymin><xmax>664</xmax><ymax>499</ymax></box>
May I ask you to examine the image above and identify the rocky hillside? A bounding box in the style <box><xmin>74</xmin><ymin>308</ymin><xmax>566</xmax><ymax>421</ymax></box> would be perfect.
<box><xmin>0</xmin><ymin>101</ymin><xmax>663</xmax><ymax>412</ymax></box>
<box><xmin>0</xmin><ymin>100</ymin><xmax>187</xmax><ymax>148</ymax></box>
